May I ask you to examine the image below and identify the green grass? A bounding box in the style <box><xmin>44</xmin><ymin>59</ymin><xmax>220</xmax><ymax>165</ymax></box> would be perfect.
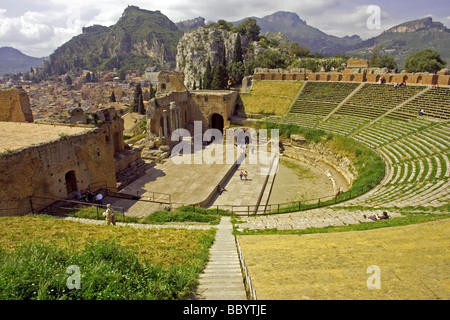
<box><xmin>0</xmin><ymin>215</ymin><xmax>216</xmax><ymax>300</ymax></box>
<box><xmin>0</xmin><ymin>241</ymin><xmax>203</xmax><ymax>300</ymax></box>
<box><xmin>68</xmin><ymin>205</ymin><xmax>234</xmax><ymax>225</ymax></box>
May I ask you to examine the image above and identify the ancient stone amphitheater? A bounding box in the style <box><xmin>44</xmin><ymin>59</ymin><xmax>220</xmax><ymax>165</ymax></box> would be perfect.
<box><xmin>236</xmin><ymin>80</ymin><xmax>449</xmax><ymax>231</ymax></box>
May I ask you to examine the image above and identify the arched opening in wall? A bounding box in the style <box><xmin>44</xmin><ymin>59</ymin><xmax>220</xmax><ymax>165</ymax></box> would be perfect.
<box><xmin>282</xmin><ymin>74</ymin><xmax>286</xmax><ymax>80</ymax></box>
<box><xmin>271</xmin><ymin>74</ymin><xmax>276</xmax><ymax>80</ymax></box>
<box><xmin>65</xmin><ymin>170</ymin><xmax>77</xmax><ymax>195</ymax></box>
<box><xmin>261</xmin><ymin>74</ymin><xmax>265</xmax><ymax>80</ymax></box>
<box><xmin>417</xmin><ymin>76</ymin><xmax>422</xmax><ymax>84</ymax></box>
<box><xmin>211</xmin><ymin>113</ymin><xmax>224</xmax><ymax>134</ymax></box>
<box><xmin>403</xmin><ymin>76</ymin><xmax>408</xmax><ymax>83</ymax></box>
<box><xmin>350</xmin><ymin>75</ymin><xmax>355</xmax><ymax>82</ymax></box>
<box><xmin>293</xmin><ymin>74</ymin><xmax>297</xmax><ymax>81</ymax></box>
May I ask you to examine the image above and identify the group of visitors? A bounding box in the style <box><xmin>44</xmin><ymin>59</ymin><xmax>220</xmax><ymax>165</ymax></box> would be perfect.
<box><xmin>76</xmin><ymin>189</ymin><xmax>104</xmax><ymax>204</ymax></box>
<box><xmin>239</xmin><ymin>170</ymin><xmax>249</xmax><ymax>180</ymax></box>
<box><xmin>394</xmin><ymin>82</ymin><xmax>407</xmax><ymax>89</ymax></box>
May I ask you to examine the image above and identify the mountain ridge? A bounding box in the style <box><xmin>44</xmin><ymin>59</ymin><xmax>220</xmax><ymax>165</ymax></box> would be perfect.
<box><xmin>0</xmin><ymin>47</ymin><xmax>46</xmax><ymax>75</ymax></box>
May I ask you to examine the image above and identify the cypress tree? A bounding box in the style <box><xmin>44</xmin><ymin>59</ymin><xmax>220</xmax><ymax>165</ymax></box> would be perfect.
<box><xmin>203</xmin><ymin>59</ymin><xmax>213</xmax><ymax>90</ymax></box>
<box><xmin>110</xmin><ymin>91</ymin><xmax>116</xmax><ymax>102</ymax></box>
<box><xmin>132</xmin><ymin>83</ymin><xmax>143</xmax><ymax>113</ymax></box>
<box><xmin>233</xmin><ymin>33</ymin><xmax>243</xmax><ymax>63</ymax></box>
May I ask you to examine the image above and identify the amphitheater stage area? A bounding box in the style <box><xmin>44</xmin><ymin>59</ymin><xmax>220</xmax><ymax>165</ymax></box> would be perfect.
<box><xmin>238</xmin><ymin>218</ymin><xmax>450</xmax><ymax>300</ymax></box>
<box><xmin>0</xmin><ymin>122</ymin><xmax>92</xmax><ymax>152</ymax></box>
<box><xmin>111</xmin><ymin>144</ymin><xmax>277</xmax><ymax>216</ymax></box>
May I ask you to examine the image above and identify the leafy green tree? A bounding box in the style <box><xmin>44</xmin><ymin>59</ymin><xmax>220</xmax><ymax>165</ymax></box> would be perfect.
<box><xmin>228</xmin><ymin>61</ymin><xmax>245</xmax><ymax>86</ymax></box>
<box><xmin>217</xmin><ymin>19</ymin><xmax>233</xmax><ymax>31</ymax></box>
<box><xmin>211</xmin><ymin>64</ymin><xmax>228</xmax><ymax>90</ymax></box>
<box><xmin>369</xmin><ymin>48</ymin><xmax>397</xmax><ymax>69</ymax></box>
<box><xmin>404</xmin><ymin>49</ymin><xmax>446</xmax><ymax>73</ymax></box>
<box><xmin>235</xmin><ymin>18</ymin><xmax>260</xmax><ymax>41</ymax></box>
<box><xmin>254</xmin><ymin>49</ymin><xmax>286</xmax><ymax>69</ymax></box>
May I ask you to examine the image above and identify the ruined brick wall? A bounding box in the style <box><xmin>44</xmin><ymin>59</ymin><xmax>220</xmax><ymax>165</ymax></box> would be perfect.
<box><xmin>0</xmin><ymin>127</ymin><xmax>117</xmax><ymax>216</ymax></box>
<box><xmin>0</xmin><ymin>87</ymin><xmax>34</xmax><ymax>122</ymax></box>
<box><xmin>253</xmin><ymin>69</ymin><xmax>449</xmax><ymax>85</ymax></box>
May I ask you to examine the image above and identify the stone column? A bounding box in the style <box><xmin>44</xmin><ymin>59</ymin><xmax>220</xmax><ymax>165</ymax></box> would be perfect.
<box><xmin>163</xmin><ymin>110</ymin><xmax>168</xmax><ymax>138</ymax></box>
<box><xmin>177</xmin><ymin>107</ymin><xmax>182</xmax><ymax>129</ymax></box>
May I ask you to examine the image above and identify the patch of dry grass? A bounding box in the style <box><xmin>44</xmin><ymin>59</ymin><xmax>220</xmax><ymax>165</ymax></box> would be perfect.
<box><xmin>238</xmin><ymin>218</ymin><xmax>450</xmax><ymax>300</ymax></box>
<box><xmin>240</xmin><ymin>81</ymin><xmax>303</xmax><ymax>116</ymax></box>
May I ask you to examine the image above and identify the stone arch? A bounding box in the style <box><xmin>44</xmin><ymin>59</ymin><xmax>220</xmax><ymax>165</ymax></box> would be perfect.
<box><xmin>65</xmin><ymin>170</ymin><xmax>77</xmax><ymax>195</ymax></box>
<box><xmin>416</xmin><ymin>75</ymin><xmax>422</xmax><ymax>84</ymax></box>
<box><xmin>211</xmin><ymin>113</ymin><xmax>224</xmax><ymax>134</ymax></box>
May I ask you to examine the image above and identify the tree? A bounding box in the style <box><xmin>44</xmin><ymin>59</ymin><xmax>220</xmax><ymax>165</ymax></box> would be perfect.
<box><xmin>132</xmin><ymin>83</ymin><xmax>144</xmax><ymax>113</ymax></box>
<box><xmin>228</xmin><ymin>61</ymin><xmax>245</xmax><ymax>86</ymax></box>
<box><xmin>369</xmin><ymin>48</ymin><xmax>397</xmax><ymax>69</ymax></box>
<box><xmin>203</xmin><ymin>59</ymin><xmax>213</xmax><ymax>90</ymax></box>
<box><xmin>211</xmin><ymin>64</ymin><xmax>228</xmax><ymax>90</ymax></box>
<box><xmin>404</xmin><ymin>49</ymin><xmax>446</xmax><ymax>73</ymax></box>
<box><xmin>217</xmin><ymin>19</ymin><xmax>233</xmax><ymax>31</ymax></box>
<box><xmin>235</xmin><ymin>18</ymin><xmax>260</xmax><ymax>41</ymax></box>
<box><xmin>110</xmin><ymin>91</ymin><xmax>116</xmax><ymax>102</ymax></box>
<box><xmin>149</xmin><ymin>84</ymin><xmax>156</xmax><ymax>99</ymax></box>
<box><xmin>138</xmin><ymin>94</ymin><xmax>145</xmax><ymax>115</ymax></box>
<box><xmin>233</xmin><ymin>33</ymin><xmax>243</xmax><ymax>63</ymax></box>
<box><xmin>254</xmin><ymin>49</ymin><xmax>286</xmax><ymax>69</ymax></box>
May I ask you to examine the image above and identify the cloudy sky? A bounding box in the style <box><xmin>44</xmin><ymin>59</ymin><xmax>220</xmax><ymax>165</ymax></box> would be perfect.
<box><xmin>1</xmin><ymin>0</ymin><xmax>449</xmax><ymax>57</ymax></box>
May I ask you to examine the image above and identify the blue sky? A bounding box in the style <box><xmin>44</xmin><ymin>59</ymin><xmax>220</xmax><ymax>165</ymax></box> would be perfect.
<box><xmin>0</xmin><ymin>0</ymin><xmax>449</xmax><ymax>57</ymax></box>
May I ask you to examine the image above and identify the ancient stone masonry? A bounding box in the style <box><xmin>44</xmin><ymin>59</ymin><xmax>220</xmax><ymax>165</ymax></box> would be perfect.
<box><xmin>252</xmin><ymin>59</ymin><xmax>450</xmax><ymax>85</ymax></box>
<box><xmin>0</xmin><ymin>101</ymin><xmax>150</xmax><ymax>216</ymax></box>
<box><xmin>0</xmin><ymin>87</ymin><xmax>34</xmax><ymax>122</ymax></box>
<box><xmin>142</xmin><ymin>71</ymin><xmax>238</xmax><ymax>162</ymax></box>
<box><xmin>0</xmin><ymin>126</ymin><xmax>117</xmax><ymax>216</ymax></box>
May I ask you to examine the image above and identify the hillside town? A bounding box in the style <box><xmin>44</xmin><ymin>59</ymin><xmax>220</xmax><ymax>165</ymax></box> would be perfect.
<box><xmin>0</xmin><ymin>66</ymin><xmax>160</xmax><ymax>122</ymax></box>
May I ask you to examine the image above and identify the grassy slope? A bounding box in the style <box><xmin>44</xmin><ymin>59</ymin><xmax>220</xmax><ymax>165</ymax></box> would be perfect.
<box><xmin>240</xmin><ymin>81</ymin><xmax>303</xmax><ymax>116</ymax></box>
<box><xmin>0</xmin><ymin>215</ymin><xmax>215</xmax><ymax>300</ymax></box>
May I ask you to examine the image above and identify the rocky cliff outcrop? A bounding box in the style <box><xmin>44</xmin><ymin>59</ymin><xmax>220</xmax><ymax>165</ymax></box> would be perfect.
<box><xmin>176</xmin><ymin>27</ymin><xmax>258</xmax><ymax>88</ymax></box>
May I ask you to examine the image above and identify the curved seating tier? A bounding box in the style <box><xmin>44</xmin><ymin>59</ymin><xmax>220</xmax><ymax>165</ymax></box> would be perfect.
<box><xmin>281</xmin><ymin>81</ymin><xmax>450</xmax><ymax>208</ymax></box>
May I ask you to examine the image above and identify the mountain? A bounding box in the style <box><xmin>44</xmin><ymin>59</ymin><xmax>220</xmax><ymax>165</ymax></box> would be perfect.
<box><xmin>345</xmin><ymin>17</ymin><xmax>450</xmax><ymax>69</ymax></box>
<box><xmin>48</xmin><ymin>6</ymin><xmax>184</xmax><ymax>76</ymax></box>
<box><xmin>176</xmin><ymin>17</ymin><xmax>206</xmax><ymax>31</ymax></box>
<box><xmin>0</xmin><ymin>47</ymin><xmax>46</xmax><ymax>75</ymax></box>
<box><xmin>233</xmin><ymin>11</ymin><xmax>363</xmax><ymax>56</ymax></box>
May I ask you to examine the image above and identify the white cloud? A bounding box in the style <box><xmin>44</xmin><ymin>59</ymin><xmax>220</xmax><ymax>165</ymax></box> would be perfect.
<box><xmin>1</xmin><ymin>0</ymin><xmax>448</xmax><ymax>57</ymax></box>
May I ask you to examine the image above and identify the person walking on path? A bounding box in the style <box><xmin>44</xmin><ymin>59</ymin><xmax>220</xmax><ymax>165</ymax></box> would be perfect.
<box><xmin>103</xmin><ymin>204</ymin><xmax>116</xmax><ymax>225</ymax></box>
<box><xmin>243</xmin><ymin>171</ymin><xmax>248</xmax><ymax>180</ymax></box>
